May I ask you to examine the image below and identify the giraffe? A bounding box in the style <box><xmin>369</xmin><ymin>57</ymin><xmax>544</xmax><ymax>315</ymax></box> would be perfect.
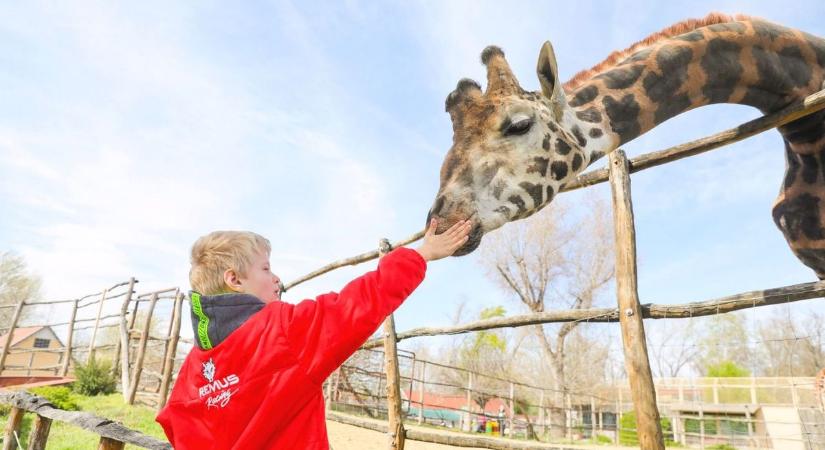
<box><xmin>427</xmin><ymin>13</ymin><xmax>825</xmax><ymax>279</ymax></box>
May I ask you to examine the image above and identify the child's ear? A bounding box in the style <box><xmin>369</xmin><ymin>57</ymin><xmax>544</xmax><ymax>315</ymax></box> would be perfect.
<box><xmin>223</xmin><ymin>269</ymin><xmax>243</xmax><ymax>292</ymax></box>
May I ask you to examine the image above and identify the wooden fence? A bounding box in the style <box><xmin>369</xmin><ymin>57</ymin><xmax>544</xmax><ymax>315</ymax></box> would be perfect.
<box><xmin>0</xmin><ymin>280</ymin><xmax>185</xmax><ymax>410</ymax></box>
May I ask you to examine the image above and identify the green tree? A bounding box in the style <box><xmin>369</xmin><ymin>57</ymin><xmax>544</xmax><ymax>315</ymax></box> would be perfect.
<box><xmin>706</xmin><ymin>361</ymin><xmax>750</xmax><ymax>377</ymax></box>
<box><xmin>448</xmin><ymin>305</ymin><xmax>510</xmax><ymax>411</ymax></box>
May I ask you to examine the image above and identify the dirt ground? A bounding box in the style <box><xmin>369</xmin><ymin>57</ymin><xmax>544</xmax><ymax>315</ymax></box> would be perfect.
<box><xmin>327</xmin><ymin>420</ymin><xmax>485</xmax><ymax>450</ymax></box>
<box><xmin>326</xmin><ymin>420</ymin><xmax>617</xmax><ymax>450</ymax></box>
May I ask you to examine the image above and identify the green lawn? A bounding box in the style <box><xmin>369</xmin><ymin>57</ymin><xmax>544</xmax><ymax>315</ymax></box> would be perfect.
<box><xmin>1</xmin><ymin>393</ymin><xmax>167</xmax><ymax>449</ymax></box>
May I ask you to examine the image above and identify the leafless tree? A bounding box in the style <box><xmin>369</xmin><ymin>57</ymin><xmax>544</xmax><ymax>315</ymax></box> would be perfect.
<box><xmin>647</xmin><ymin>320</ymin><xmax>699</xmax><ymax>377</ymax></box>
<box><xmin>478</xmin><ymin>194</ymin><xmax>615</xmax><ymax>436</ymax></box>
<box><xmin>757</xmin><ymin>307</ymin><xmax>824</xmax><ymax>376</ymax></box>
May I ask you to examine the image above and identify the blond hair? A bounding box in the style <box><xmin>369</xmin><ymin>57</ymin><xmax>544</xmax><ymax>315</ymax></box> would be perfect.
<box><xmin>189</xmin><ymin>231</ymin><xmax>272</xmax><ymax>295</ymax></box>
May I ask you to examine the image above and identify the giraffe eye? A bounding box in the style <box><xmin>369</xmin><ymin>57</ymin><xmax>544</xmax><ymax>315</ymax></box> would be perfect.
<box><xmin>504</xmin><ymin>118</ymin><xmax>533</xmax><ymax>136</ymax></box>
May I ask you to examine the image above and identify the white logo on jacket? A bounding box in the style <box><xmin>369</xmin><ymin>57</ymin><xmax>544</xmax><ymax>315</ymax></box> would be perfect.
<box><xmin>201</xmin><ymin>358</ymin><xmax>216</xmax><ymax>382</ymax></box>
<box><xmin>197</xmin><ymin>358</ymin><xmax>240</xmax><ymax>408</ymax></box>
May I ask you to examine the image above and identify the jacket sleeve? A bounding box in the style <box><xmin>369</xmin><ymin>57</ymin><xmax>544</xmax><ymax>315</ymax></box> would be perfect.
<box><xmin>281</xmin><ymin>247</ymin><xmax>426</xmax><ymax>382</ymax></box>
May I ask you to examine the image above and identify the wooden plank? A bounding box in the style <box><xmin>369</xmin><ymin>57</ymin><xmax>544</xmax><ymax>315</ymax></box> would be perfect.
<box><xmin>0</xmin><ymin>300</ymin><xmax>25</xmax><ymax>375</ymax></box>
<box><xmin>60</xmin><ymin>300</ymin><xmax>79</xmax><ymax>376</ymax></box>
<box><xmin>379</xmin><ymin>239</ymin><xmax>405</xmax><ymax>450</ymax></box>
<box><xmin>157</xmin><ymin>291</ymin><xmax>183</xmax><ymax>410</ymax></box>
<box><xmin>127</xmin><ymin>293</ymin><xmax>159</xmax><ymax>405</ymax></box>
<box><xmin>26</xmin><ymin>415</ymin><xmax>52</xmax><ymax>450</ymax></box>
<box><xmin>608</xmin><ymin>150</ymin><xmax>664</xmax><ymax>450</ymax></box>
<box><xmin>2</xmin><ymin>407</ymin><xmax>24</xmax><ymax>450</ymax></box>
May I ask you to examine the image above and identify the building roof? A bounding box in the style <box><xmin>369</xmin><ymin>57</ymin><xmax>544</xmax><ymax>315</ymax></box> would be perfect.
<box><xmin>0</xmin><ymin>326</ymin><xmax>46</xmax><ymax>348</ymax></box>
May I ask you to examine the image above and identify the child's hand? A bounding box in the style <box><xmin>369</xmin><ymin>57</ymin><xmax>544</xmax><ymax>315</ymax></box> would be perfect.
<box><xmin>416</xmin><ymin>219</ymin><xmax>473</xmax><ymax>261</ymax></box>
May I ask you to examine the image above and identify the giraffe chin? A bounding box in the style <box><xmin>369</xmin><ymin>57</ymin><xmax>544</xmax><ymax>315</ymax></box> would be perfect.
<box><xmin>451</xmin><ymin>223</ymin><xmax>483</xmax><ymax>257</ymax></box>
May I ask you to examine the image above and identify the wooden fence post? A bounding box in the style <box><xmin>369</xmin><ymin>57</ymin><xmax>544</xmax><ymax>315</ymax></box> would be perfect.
<box><xmin>158</xmin><ymin>289</ymin><xmax>180</xmax><ymax>382</ymax></box>
<box><xmin>113</xmin><ymin>278</ymin><xmax>135</xmax><ymax>381</ymax></box>
<box><xmin>157</xmin><ymin>291</ymin><xmax>183</xmax><ymax>410</ymax></box>
<box><xmin>60</xmin><ymin>300</ymin><xmax>79</xmax><ymax>376</ymax></box>
<box><xmin>418</xmin><ymin>362</ymin><xmax>425</xmax><ymax>425</ymax></box>
<box><xmin>591</xmin><ymin>396</ymin><xmax>597</xmax><ymax>438</ymax></box>
<box><xmin>508</xmin><ymin>382</ymin><xmax>514</xmax><ymax>437</ymax></box>
<box><xmin>2</xmin><ymin>406</ymin><xmax>24</xmax><ymax>450</ymax></box>
<box><xmin>608</xmin><ymin>150</ymin><xmax>665</xmax><ymax>450</ymax></box>
<box><xmin>0</xmin><ymin>299</ymin><xmax>25</xmax><ymax>375</ymax></box>
<box><xmin>27</xmin><ymin>414</ymin><xmax>52</xmax><ymax>450</ymax></box>
<box><xmin>379</xmin><ymin>239</ymin><xmax>405</xmax><ymax>450</ymax></box>
<box><xmin>98</xmin><ymin>437</ymin><xmax>125</xmax><ymax>450</ymax></box>
<box><xmin>87</xmin><ymin>289</ymin><xmax>109</xmax><ymax>361</ymax></box>
<box><xmin>539</xmin><ymin>390</ymin><xmax>545</xmax><ymax>436</ymax></box>
<box><xmin>616</xmin><ymin>385</ymin><xmax>623</xmax><ymax>443</ymax></box>
<box><xmin>117</xmin><ymin>279</ymin><xmax>136</xmax><ymax>401</ymax></box>
<box><xmin>127</xmin><ymin>293</ymin><xmax>158</xmax><ymax>405</ymax></box>
<box><xmin>465</xmin><ymin>373</ymin><xmax>473</xmax><ymax>432</ymax></box>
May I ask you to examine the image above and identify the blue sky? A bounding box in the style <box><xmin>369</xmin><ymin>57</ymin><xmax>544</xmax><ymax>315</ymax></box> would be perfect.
<box><xmin>1</xmin><ymin>1</ymin><xmax>823</xmax><ymax>350</ymax></box>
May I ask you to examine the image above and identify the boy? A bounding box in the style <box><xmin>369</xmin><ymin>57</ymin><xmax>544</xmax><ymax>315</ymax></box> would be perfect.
<box><xmin>156</xmin><ymin>219</ymin><xmax>472</xmax><ymax>449</ymax></box>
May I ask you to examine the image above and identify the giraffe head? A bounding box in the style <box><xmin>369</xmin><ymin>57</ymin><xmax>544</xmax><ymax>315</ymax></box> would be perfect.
<box><xmin>428</xmin><ymin>43</ymin><xmax>610</xmax><ymax>255</ymax></box>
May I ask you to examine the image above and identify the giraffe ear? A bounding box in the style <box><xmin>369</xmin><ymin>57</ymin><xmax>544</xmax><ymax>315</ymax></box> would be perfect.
<box><xmin>537</xmin><ymin>41</ymin><xmax>567</xmax><ymax>121</ymax></box>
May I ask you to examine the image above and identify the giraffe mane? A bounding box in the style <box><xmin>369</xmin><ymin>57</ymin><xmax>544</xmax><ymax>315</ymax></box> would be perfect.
<box><xmin>563</xmin><ymin>12</ymin><xmax>754</xmax><ymax>92</ymax></box>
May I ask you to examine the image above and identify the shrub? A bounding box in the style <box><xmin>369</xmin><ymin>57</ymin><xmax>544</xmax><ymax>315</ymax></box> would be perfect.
<box><xmin>595</xmin><ymin>434</ymin><xmax>613</xmax><ymax>444</ymax></box>
<box><xmin>73</xmin><ymin>358</ymin><xmax>117</xmax><ymax>396</ymax></box>
<box><xmin>29</xmin><ymin>386</ymin><xmax>80</xmax><ymax>411</ymax></box>
<box><xmin>619</xmin><ymin>411</ymin><xmax>673</xmax><ymax>445</ymax></box>
<box><xmin>707</xmin><ymin>445</ymin><xmax>737</xmax><ymax>450</ymax></box>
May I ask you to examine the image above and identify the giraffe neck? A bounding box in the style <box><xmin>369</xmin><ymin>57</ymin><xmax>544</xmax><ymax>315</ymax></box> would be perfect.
<box><xmin>569</xmin><ymin>19</ymin><xmax>825</xmax><ymax>161</ymax></box>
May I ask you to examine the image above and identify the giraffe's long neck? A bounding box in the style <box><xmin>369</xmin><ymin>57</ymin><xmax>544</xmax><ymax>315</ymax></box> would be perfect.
<box><xmin>570</xmin><ymin>19</ymin><xmax>825</xmax><ymax>159</ymax></box>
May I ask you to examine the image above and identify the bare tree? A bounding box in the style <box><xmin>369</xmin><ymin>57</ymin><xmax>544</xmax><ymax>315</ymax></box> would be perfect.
<box><xmin>0</xmin><ymin>251</ymin><xmax>42</xmax><ymax>325</ymax></box>
<box><xmin>478</xmin><ymin>194</ymin><xmax>614</xmax><ymax>436</ymax></box>
<box><xmin>647</xmin><ymin>320</ymin><xmax>699</xmax><ymax>377</ymax></box>
<box><xmin>757</xmin><ymin>307</ymin><xmax>825</xmax><ymax>376</ymax></box>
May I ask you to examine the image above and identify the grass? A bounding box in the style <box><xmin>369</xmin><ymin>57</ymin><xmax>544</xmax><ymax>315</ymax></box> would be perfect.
<box><xmin>0</xmin><ymin>393</ymin><xmax>167</xmax><ymax>449</ymax></box>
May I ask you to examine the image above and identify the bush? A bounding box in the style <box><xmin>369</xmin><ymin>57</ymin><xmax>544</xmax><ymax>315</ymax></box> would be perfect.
<box><xmin>619</xmin><ymin>411</ymin><xmax>673</xmax><ymax>445</ymax></box>
<box><xmin>73</xmin><ymin>358</ymin><xmax>117</xmax><ymax>396</ymax></box>
<box><xmin>707</xmin><ymin>445</ymin><xmax>737</xmax><ymax>450</ymax></box>
<box><xmin>28</xmin><ymin>386</ymin><xmax>80</xmax><ymax>411</ymax></box>
<box><xmin>594</xmin><ymin>434</ymin><xmax>613</xmax><ymax>444</ymax></box>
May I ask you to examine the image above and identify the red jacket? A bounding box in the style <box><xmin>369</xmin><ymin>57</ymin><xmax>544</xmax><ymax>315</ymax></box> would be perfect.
<box><xmin>156</xmin><ymin>248</ymin><xmax>426</xmax><ymax>449</ymax></box>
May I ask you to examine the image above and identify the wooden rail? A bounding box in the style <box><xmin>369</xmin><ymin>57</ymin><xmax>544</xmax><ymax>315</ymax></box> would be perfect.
<box><xmin>0</xmin><ymin>391</ymin><xmax>169</xmax><ymax>450</ymax></box>
<box><xmin>361</xmin><ymin>280</ymin><xmax>825</xmax><ymax>348</ymax></box>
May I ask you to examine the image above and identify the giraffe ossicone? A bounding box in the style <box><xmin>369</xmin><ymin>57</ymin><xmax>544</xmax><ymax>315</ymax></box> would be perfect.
<box><xmin>427</xmin><ymin>13</ymin><xmax>825</xmax><ymax>280</ymax></box>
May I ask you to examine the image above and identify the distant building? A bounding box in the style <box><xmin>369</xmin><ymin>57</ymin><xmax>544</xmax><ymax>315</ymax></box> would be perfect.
<box><xmin>0</xmin><ymin>326</ymin><xmax>64</xmax><ymax>376</ymax></box>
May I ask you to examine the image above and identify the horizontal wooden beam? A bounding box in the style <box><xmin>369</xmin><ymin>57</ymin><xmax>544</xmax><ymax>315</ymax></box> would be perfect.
<box><xmin>362</xmin><ymin>280</ymin><xmax>825</xmax><ymax>348</ymax></box>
